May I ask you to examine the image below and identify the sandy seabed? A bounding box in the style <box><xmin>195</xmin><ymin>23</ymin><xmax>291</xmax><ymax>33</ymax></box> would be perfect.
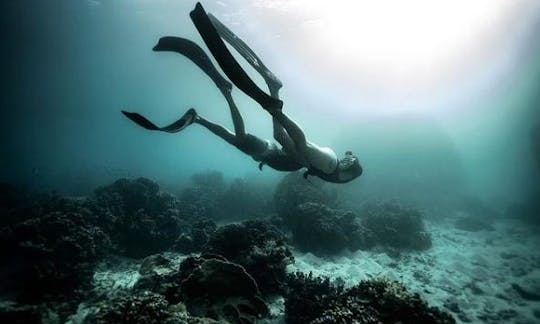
<box><xmin>290</xmin><ymin>217</ymin><xmax>540</xmax><ymax>324</ymax></box>
<box><xmin>83</xmin><ymin>217</ymin><xmax>540</xmax><ymax>324</ymax></box>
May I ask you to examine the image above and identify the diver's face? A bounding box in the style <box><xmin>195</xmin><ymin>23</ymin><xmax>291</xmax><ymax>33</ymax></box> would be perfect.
<box><xmin>338</xmin><ymin>151</ymin><xmax>362</xmax><ymax>182</ymax></box>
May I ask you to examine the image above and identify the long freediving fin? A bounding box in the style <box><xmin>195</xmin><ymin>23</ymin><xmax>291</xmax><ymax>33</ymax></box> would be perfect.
<box><xmin>153</xmin><ymin>36</ymin><xmax>232</xmax><ymax>95</ymax></box>
<box><xmin>189</xmin><ymin>2</ymin><xmax>283</xmax><ymax>111</ymax></box>
<box><xmin>207</xmin><ymin>13</ymin><xmax>283</xmax><ymax>99</ymax></box>
<box><xmin>121</xmin><ymin>109</ymin><xmax>195</xmax><ymax>133</ymax></box>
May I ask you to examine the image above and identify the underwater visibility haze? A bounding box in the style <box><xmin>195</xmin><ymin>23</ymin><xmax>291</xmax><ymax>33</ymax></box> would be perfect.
<box><xmin>1</xmin><ymin>0</ymin><xmax>540</xmax><ymax>323</ymax></box>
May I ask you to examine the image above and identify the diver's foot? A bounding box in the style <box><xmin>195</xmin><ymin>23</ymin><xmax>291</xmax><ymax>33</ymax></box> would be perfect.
<box><xmin>176</xmin><ymin>108</ymin><xmax>196</xmax><ymax>131</ymax></box>
<box><xmin>159</xmin><ymin>108</ymin><xmax>197</xmax><ymax>133</ymax></box>
<box><xmin>265</xmin><ymin>104</ymin><xmax>283</xmax><ymax>117</ymax></box>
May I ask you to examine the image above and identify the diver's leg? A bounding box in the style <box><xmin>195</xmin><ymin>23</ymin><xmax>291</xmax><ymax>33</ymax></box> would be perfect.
<box><xmin>272</xmin><ymin>111</ymin><xmax>308</xmax><ymax>157</ymax></box>
<box><xmin>207</xmin><ymin>13</ymin><xmax>283</xmax><ymax>98</ymax></box>
<box><xmin>194</xmin><ymin>115</ymin><xmax>237</xmax><ymax>146</ymax></box>
<box><xmin>223</xmin><ymin>92</ymin><xmax>246</xmax><ymax>137</ymax></box>
<box><xmin>272</xmin><ymin>116</ymin><xmax>296</xmax><ymax>154</ymax></box>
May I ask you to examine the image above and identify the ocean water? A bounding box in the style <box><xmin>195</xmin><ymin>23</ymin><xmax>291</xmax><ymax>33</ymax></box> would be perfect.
<box><xmin>1</xmin><ymin>1</ymin><xmax>540</xmax><ymax>323</ymax></box>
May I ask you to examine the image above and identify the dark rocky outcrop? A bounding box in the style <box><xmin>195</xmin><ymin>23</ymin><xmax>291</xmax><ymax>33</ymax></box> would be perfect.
<box><xmin>273</xmin><ymin>172</ymin><xmax>337</xmax><ymax>228</ymax></box>
<box><xmin>83</xmin><ymin>291</ymin><xmax>218</xmax><ymax>324</ymax></box>
<box><xmin>291</xmin><ymin>202</ymin><xmax>374</xmax><ymax>255</ymax></box>
<box><xmin>203</xmin><ymin>220</ymin><xmax>294</xmax><ymax>294</ymax></box>
<box><xmin>178</xmin><ymin>171</ymin><xmax>225</xmax><ymax>221</ymax></box>
<box><xmin>285</xmin><ymin>272</ymin><xmax>455</xmax><ymax>324</ymax></box>
<box><xmin>179</xmin><ymin>255</ymin><xmax>269</xmax><ymax>323</ymax></box>
<box><xmin>88</xmin><ymin>178</ymin><xmax>183</xmax><ymax>258</ymax></box>
<box><xmin>0</xmin><ymin>211</ymin><xmax>109</xmax><ymax>304</ymax></box>
<box><xmin>360</xmin><ymin>202</ymin><xmax>432</xmax><ymax>251</ymax></box>
<box><xmin>174</xmin><ymin>218</ymin><xmax>217</xmax><ymax>254</ymax></box>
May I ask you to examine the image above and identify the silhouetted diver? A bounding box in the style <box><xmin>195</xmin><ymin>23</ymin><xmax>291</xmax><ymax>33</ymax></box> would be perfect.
<box><xmin>122</xmin><ymin>2</ymin><xmax>362</xmax><ymax>183</ymax></box>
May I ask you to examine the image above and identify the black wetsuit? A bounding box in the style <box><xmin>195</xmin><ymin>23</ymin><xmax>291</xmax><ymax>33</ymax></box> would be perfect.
<box><xmin>236</xmin><ymin>134</ymin><xmax>302</xmax><ymax>172</ymax></box>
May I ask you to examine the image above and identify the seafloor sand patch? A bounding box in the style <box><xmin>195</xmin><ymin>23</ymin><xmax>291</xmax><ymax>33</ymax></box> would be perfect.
<box><xmin>289</xmin><ymin>218</ymin><xmax>540</xmax><ymax>323</ymax></box>
<box><xmin>68</xmin><ymin>218</ymin><xmax>540</xmax><ymax>323</ymax></box>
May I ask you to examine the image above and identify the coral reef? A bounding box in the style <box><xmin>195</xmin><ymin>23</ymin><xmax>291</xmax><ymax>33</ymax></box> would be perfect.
<box><xmin>0</xmin><ymin>302</ymin><xmax>50</xmax><ymax>324</ymax></box>
<box><xmin>284</xmin><ymin>272</ymin><xmax>345</xmax><ymax>324</ymax></box>
<box><xmin>133</xmin><ymin>254</ymin><xmax>184</xmax><ymax>304</ymax></box>
<box><xmin>92</xmin><ymin>178</ymin><xmax>177</xmax><ymax>218</ymax></box>
<box><xmin>179</xmin><ymin>172</ymin><xmax>271</xmax><ymax>222</ymax></box>
<box><xmin>174</xmin><ymin>218</ymin><xmax>217</xmax><ymax>254</ymax></box>
<box><xmin>0</xmin><ymin>210</ymin><xmax>109</xmax><ymax>304</ymax></box>
<box><xmin>291</xmin><ymin>202</ymin><xmax>373</xmax><ymax>255</ymax></box>
<box><xmin>83</xmin><ymin>291</ymin><xmax>218</xmax><ymax>324</ymax></box>
<box><xmin>178</xmin><ymin>171</ymin><xmax>225</xmax><ymax>220</ymax></box>
<box><xmin>0</xmin><ymin>184</ymin><xmax>90</xmax><ymax>228</ymax></box>
<box><xmin>285</xmin><ymin>272</ymin><xmax>455</xmax><ymax>324</ymax></box>
<box><xmin>88</xmin><ymin>178</ymin><xmax>183</xmax><ymax>258</ymax></box>
<box><xmin>180</xmin><ymin>255</ymin><xmax>269</xmax><ymax>323</ymax></box>
<box><xmin>360</xmin><ymin>202</ymin><xmax>432</xmax><ymax>251</ymax></box>
<box><xmin>203</xmin><ymin>220</ymin><xmax>294</xmax><ymax>294</ymax></box>
<box><xmin>0</xmin><ymin>176</ymin><xmax>461</xmax><ymax>323</ymax></box>
<box><xmin>272</xmin><ymin>172</ymin><xmax>337</xmax><ymax>228</ymax></box>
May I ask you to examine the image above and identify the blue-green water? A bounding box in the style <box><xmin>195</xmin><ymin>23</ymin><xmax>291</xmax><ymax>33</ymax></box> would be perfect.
<box><xmin>2</xmin><ymin>0</ymin><xmax>539</xmax><ymax>206</ymax></box>
<box><xmin>2</xmin><ymin>1</ymin><xmax>540</xmax><ymax>323</ymax></box>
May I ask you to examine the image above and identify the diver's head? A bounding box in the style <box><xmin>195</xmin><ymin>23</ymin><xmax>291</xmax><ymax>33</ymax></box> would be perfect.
<box><xmin>337</xmin><ymin>150</ymin><xmax>362</xmax><ymax>182</ymax></box>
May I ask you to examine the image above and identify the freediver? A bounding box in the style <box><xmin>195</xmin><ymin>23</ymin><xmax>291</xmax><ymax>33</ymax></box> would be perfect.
<box><xmin>122</xmin><ymin>2</ymin><xmax>362</xmax><ymax>183</ymax></box>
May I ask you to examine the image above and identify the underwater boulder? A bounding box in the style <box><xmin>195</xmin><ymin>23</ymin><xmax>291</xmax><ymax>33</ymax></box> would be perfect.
<box><xmin>360</xmin><ymin>202</ymin><xmax>432</xmax><ymax>251</ymax></box>
<box><xmin>179</xmin><ymin>255</ymin><xmax>269</xmax><ymax>323</ymax></box>
<box><xmin>133</xmin><ymin>253</ymin><xmax>185</xmax><ymax>304</ymax></box>
<box><xmin>203</xmin><ymin>220</ymin><xmax>294</xmax><ymax>294</ymax></box>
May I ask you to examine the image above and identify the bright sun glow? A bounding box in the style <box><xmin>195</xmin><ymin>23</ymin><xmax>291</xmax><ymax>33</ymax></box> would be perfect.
<box><xmin>256</xmin><ymin>0</ymin><xmax>523</xmax><ymax>92</ymax></box>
